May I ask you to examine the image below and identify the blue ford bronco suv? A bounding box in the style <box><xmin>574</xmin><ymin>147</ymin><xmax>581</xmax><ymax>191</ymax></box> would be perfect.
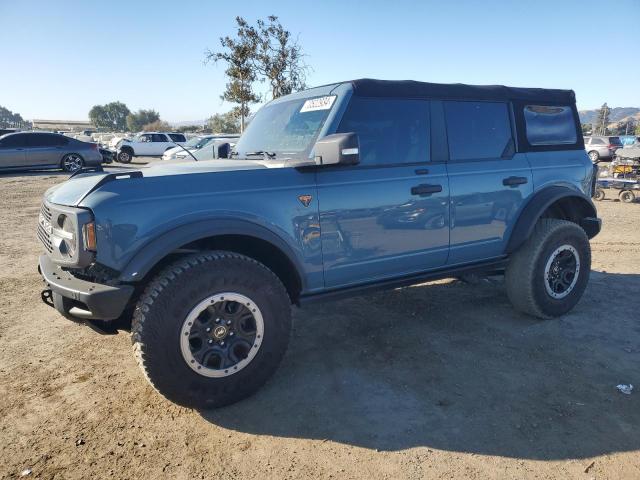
<box><xmin>38</xmin><ymin>79</ymin><xmax>600</xmax><ymax>409</ymax></box>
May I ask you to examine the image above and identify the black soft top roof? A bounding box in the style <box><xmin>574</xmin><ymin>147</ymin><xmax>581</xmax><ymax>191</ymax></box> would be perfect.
<box><xmin>349</xmin><ymin>78</ymin><xmax>576</xmax><ymax>104</ymax></box>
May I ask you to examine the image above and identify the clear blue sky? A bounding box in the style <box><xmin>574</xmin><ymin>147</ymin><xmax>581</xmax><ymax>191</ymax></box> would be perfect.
<box><xmin>1</xmin><ymin>0</ymin><xmax>638</xmax><ymax>122</ymax></box>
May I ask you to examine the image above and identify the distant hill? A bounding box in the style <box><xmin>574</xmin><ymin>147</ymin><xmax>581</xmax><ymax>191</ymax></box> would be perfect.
<box><xmin>579</xmin><ymin>107</ymin><xmax>640</xmax><ymax>125</ymax></box>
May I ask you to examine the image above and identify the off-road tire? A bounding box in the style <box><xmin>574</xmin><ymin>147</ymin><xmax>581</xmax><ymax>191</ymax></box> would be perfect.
<box><xmin>131</xmin><ymin>251</ymin><xmax>291</xmax><ymax>409</ymax></box>
<box><xmin>117</xmin><ymin>149</ymin><xmax>133</xmax><ymax>163</ymax></box>
<box><xmin>594</xmin><ymin>188</ymin><xmax>605</xmax><ymax>201</ymax></box>
<box><xmin>505</xmin><ymin>219</ymin><xmax>591</xmax><ymax>319</ymax></box>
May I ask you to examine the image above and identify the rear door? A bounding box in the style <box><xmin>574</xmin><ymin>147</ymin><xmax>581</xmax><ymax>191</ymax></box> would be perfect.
<box><xmin>25</xmin><ymin>133</ymin><xmax>61</xmax><ymax>167</ymax></box>
<box><xmin>443</xmin><ymin>100</ymin><xmax>533</xmax><ymax>264</ymax></box>
<box><xmin>0</xmin><ymin>134</ymin><xmax>27</xmax><ymax>168</ymax></box>
<box><xmin>317</xmin><ymin>97</ymin><xmax>450</xmax><ymax>288</ymax></box>
<box><xmin>151</xmin><ymin>133</ymin><xmax>170</xmax><ymax>155</ymax></box>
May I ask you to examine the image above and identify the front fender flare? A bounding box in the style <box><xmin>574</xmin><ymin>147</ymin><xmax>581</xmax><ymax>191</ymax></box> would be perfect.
<box><xmin>505</xmin><ymin>186</ymin><xmax>599</xmax><ymax>254</ymax></box>
<box><xmin>117</xmin><ymin>218</ymin><xmax>306</xmax><ymax>288</ymax></box>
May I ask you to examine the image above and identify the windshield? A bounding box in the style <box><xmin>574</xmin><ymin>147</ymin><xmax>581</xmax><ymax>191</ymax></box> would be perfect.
<box><xmin>232</xmin><ymin>95</ymin><xmax>337</xmax><ymax>160</ymax></box>
<box><xmin>182</xmin><ymin>137</ymin><xmax>204</xmax><ymax>148</ymax></box>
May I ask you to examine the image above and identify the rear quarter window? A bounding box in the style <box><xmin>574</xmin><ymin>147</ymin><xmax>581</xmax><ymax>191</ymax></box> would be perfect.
<box><xmin>169</xmin><ymin>134</ymin><xmax>186</xmax><ymax>142</ymax></box>
<box><xmin>608</xmin><ymin>137</ymin><xmax>622</xmax><ymax>145</ymax></box>
<box><xmin>524</xmin><ymin>105</ymin><xmax>577</xmax><ymax>146</ymax></box>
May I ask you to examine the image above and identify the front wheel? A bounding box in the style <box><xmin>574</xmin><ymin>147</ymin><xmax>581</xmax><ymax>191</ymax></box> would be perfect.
<box><xmin>131</xmin><ymin>252</ymin><xmax>291</xmax><ymax>409</ymax></box>
<box><xmin>594</xmin><ymin>188</ymin><xmax>605</xmax><ymax>201</ymax></box>
<box><xmin>117</xmin><ymin>149</ymin><xmax>133</xmax><ymax>163</ymax></box>
<box><xmin>505</xmin><ymin>219</ymin><xmax>591</xmax><ymax>319</ymax></box>
<box><xmin>61</xmin><ymin>153</ymin><xmax>84</xmax><ymax>172</ymax></box>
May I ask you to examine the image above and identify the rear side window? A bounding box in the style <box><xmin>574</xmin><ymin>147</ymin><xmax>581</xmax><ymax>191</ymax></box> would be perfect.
<box><xmin>169</xmin><ymin>134</ymin><xmax>186</xmax><ymax>142</ymax></box>
<box><xmin>608</xmin><ymin>137</ymin><xmax>622</xmax><ymax>145</ymax></box>
<box><xmin>337</xmin><ymin>97</ymin><xmax>430</xmax><ymax>165</ymax></box>
<box><xmin>50</xmin><ymin>135</ymin><xmax>68</xmax><ymax>146</ymax></box>
<box><xmin>27</xmin><ymin>134</ymin><xmax>55</xmax><ymax>147</ymax></box>
<box><xmin>591</xmin><ymin>138</ymin><xmax>605</xmax><ymax>145</ymax></box>
<box><xmin>524</xmin><ymin>105</ymin><xmax>577</xmax><ymax>146</ymax></box>
<box><xmin>444</xmin><ymin>101</ymin><xmax>512</xmax><ymax>160</ymax></box>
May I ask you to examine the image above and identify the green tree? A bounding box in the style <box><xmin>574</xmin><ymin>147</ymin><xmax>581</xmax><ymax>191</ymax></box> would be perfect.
<box><xmin>205</xmin><ymin>17</ymin><xmax>260</xmax><ymax>132</ymax></box>
<box><xmin>581</xmin><ymin>123</ymin><xmax>592</xmax><ymax>135</ymax></box>
<box><xmin>88</xmin><ymin>101</ymin><xmax>130</xmax><ymax>131</ymax></box>
<box><xmin>126</xmin><ymin>109</ymin><xmax>160</xmax><ymax>132</ymax></box>
<box><xmin>595</xmin><ymin>103</ymin><xmax>610</xmax><ymax>135</ymax></box>
<box><xmin>207</xmin><ymin>110</ymin><xmax>241</xmax><ymax>133</ymax></box>
<box><xmin>636</xmin><ymin>123</ymin><xmax>640</xmax><ymax>136</ymax></box>
<box><xmin>0</xmin><ymin>105</ymin><xmax>30</xmax><ymax>128</ymax></box>
<box><xmin>249</xmin><ymin>15</ymin><xmax>308</xmax><ymax>99</ymax></box>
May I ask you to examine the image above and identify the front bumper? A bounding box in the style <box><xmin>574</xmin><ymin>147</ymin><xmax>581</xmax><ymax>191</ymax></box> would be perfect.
<box><xmin>39</xmin><ymin>255</ymin><xmax>134</xmax><ymax>321</ymax></box>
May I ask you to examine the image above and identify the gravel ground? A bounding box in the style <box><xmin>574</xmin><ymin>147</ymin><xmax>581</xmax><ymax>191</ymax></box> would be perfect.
<box><xmin>1</xmin><ymin>161</ymin><xmax>639</xmax><ymax>479</ymax></box>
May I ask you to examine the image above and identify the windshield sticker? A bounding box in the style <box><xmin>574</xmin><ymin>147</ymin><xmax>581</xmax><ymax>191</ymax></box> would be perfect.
<box><xmin>300</xmin><ymin>95</ymin><xmax>336</xmax><ymax>113</ymax></box>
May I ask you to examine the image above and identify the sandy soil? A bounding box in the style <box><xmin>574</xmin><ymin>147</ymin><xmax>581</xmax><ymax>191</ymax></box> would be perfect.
<box><xmin>1</xmin><ymin>162</ymin><xmax>639</xmax><ymax>479</ymax></box>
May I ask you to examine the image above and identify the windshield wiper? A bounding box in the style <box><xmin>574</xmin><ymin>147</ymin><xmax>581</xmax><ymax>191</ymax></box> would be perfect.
<box><xmin>244</xmin><ymin>150</ymin><xmax>277</xmax><ymax>159</ymax></box>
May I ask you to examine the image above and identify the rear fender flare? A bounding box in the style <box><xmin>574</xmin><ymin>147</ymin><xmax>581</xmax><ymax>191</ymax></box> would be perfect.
<box><xmin>505</xmin><ymin>186</ymin><xmax>598</xmax><ymax>254</ymax></box>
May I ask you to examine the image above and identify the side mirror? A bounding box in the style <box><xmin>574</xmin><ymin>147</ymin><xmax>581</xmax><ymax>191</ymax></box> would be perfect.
<box><xmin>214</xmin><ymin>142</ymin><xmax>231</xmax><ymax>159</ymax></box>
<box><xmin>313</xmin><ymin>132</ymin><xmax>359</xmax><ymax>166</ymax></box>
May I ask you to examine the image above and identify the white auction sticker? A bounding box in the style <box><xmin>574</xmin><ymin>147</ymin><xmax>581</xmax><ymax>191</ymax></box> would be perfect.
<box><xmin>300</xmin><ymin>95</ymin><xmax>336</xmax><ymax>113</ymax></box>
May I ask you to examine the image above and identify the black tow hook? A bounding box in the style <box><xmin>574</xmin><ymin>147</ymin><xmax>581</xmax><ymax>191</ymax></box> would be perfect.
<box><xmin>41</xmin><ymin>289</ymin><xmax>54</xmax><ymax>308</ymax></box>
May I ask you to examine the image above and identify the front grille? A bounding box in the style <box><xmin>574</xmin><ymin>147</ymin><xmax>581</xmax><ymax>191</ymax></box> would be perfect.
<box><xmin>41</xmin><ymin>202</ymin><xmax>52</xmax><ymax>221</ymax></box>
<box><xmin>38</xmin><ymin>202</ymin><xmax>53</xmax><ymax>253</ymax></box>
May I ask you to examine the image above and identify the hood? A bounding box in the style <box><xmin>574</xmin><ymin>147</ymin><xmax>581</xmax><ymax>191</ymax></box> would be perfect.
<box><xmin>45</xmin><ymin>160</ymin><xmax>272</xmax><ymax>207</ymax></box>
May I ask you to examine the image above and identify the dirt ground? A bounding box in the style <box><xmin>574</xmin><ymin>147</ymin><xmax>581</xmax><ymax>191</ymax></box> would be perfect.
<box><xmin>1</xmin><ymin>161</ymin><xmax>639</xmax><ymax>479</ymax></box>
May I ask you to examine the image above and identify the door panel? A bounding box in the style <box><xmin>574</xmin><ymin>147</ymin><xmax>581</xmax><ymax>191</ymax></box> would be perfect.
<box><xmin>447</xmin><ymin>155</ymin><xmax>532</xmax><ymax>263</ymax></box>
<box><xmin>317</xmin><ymin>164</ymin><xmax>450</xmax><ymax>288</ymax></box>
<box><xmin>0</xmin><ymin>147</ymin><xmax>26</xmax><ymax>167</ymax></box>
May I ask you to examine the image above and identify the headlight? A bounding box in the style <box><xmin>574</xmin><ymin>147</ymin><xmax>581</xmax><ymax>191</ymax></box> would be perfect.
<box><xmin>58</xmin><ymin>214</ymin><xmax>76</xmax><ymax>257</ymax></box>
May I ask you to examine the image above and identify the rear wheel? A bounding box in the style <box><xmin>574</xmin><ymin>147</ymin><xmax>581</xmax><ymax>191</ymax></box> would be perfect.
<box><xmin>131</xmin><ymin>251</ymin><xmax>291</xmax><ymax>409</ymax></box>
<box><xmin>619</xmin><ymin>190</ymin><xmax>636</xmax><ymax>203</ymax></box>
<box><xmin>505</xmin><ymin>219</ymin><xmax>591</xmax><ymax>319</ymax></box>
<box><xmin>61</xmin><ymin>153</ymin><xmax>84</xmax><ymax>172</ymax></box>
<box><xmin>588</xmin><ymin>151</ymin><xmax>600</xmax><ymax>163</ymax></box>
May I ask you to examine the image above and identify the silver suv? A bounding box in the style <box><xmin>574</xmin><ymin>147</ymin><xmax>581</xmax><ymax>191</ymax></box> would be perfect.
<box><xmin>584</xmin><ymin>136</ymin><xmax>623</xmax><ymax>162</ymax></box>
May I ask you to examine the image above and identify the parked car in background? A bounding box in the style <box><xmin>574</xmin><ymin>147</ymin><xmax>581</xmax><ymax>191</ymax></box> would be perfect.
<box><xmin>584</xmin><ymin>135</ymin><xmax>623</xmax><ymax>162</ymax></box>
<box><xmin>0</xmin><ymin>131</ymin><xmax>103</xmax><ymax>172</ymax></box>
<box><xmin>115</xmin><ymin>132</ymin><xmax>186</xmax><ymax>163</ymax></box>
<box><xmin>191</xmin><ymin>136</ymin><xmax>240</xmax><ymax>161</ymax></box>
<box><xmin>162</xmin><ymin>134</ymin><xmax>240</xmax><ymax>161</ymax></box>
<box><xmin>0</xmin><ymin>128</ymin><xmax>20</xmax><ymax>136</ymax></box>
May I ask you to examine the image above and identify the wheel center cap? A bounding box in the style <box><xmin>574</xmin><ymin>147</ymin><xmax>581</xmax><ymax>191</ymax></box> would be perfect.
<box><xmin>212</xmin><ymin>325</ymin><xmax>228</xmax><ymax>340</ymax></box>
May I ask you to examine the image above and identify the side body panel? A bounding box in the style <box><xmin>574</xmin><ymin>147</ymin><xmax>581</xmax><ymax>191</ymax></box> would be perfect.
<box><xmin>80</xmin><ymin>167</ymin><xmax>325</xmax><ymax>292</ymax></box>
<box><xmin>526</xmin><ymin>150</ymin><xmax>592</xmax><ymax>196</ymax></box>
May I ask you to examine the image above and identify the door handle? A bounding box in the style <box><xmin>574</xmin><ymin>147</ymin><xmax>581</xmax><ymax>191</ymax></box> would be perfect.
<box><xmin>502</xmin><ymin>176</ymin><xmax>528</xmax><ymax>187</ymax></box>
<box><xmin>411</xmin><ymin>184</ymin><xmax>442</xmax><ymax>196</ymax></box>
